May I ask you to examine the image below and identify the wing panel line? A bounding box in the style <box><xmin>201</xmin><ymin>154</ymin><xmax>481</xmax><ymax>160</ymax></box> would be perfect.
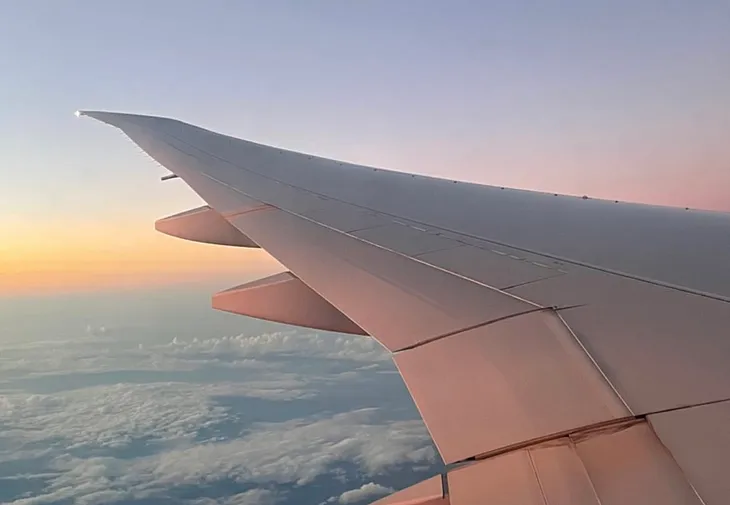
<box><xmin>394</xmin><ymin>306</ymin><xmax>548</xmax><ymax>353</ymax></box>
<box><xmin>567</xmin><ymin>439</ymin><xmax>605</xmax><ymax>505</ymax></box>
<box><xmin>651</xmin><ymin>433</ymin><xmax>710</xmax><ymax>505</ymax></box>
<box><xmin>555</xmin><ymin>311</ymin><xmax>634</xmax><ymax>416</ymax></box>
<box><xmin>412</xmin><ymin>244</ymin><xmax>471</xmax><ymax>258</ymax></box>
<box><xmin>500</xmin><ymin>273</ymin><xmax>569</xmax><ymax>291</ymax></box>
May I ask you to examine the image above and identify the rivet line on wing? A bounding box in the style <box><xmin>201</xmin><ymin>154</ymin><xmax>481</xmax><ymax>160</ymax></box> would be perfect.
<box><xmin>412</xmin><ymin>243</ymin><xmax>470</xmax><ymax>258</ymax></box>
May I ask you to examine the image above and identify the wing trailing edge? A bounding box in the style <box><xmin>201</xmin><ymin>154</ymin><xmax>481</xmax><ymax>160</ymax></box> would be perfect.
<box><xmin>373</xmin><ymin>419</ymin><xmax>708</xmax><ymax>505</ymax></box>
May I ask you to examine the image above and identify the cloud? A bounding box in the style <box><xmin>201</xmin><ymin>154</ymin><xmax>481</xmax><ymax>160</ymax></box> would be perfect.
<box><xmin>0</xmin><ymin>381</ymin><xmax>318</xmax><ymax>462</ymax></box>
<box><xmin>0</xmin><ymin>384</ymin><xmax>227</xmax><ymax>456</ymax></box>
<box><xmin>0</xmin><ymin>319</ymin><xmax>433</xmax><ymax>505</ymax></box>
<box><xmin>336</xmin><ymin>483</ymin><xmax>394</xmax><ymax>504</ymax></box>
<box><xmin>166</xmin><ymin>331</ymin><xmax>391</xmax><ymax>363</ymax></box>
<box><xmin>131</xmin><ymin>408</ymin><xmax>435</xmax><ymax>487</ymax></box>
<box><xmin>192</xmin><ymin>489</ymin><xmax>279</xmax><ymax>505</ymax></box>
<box><xmin>1</xmin><ymin>345</ymin><xmax>434</xmax><ymax>505</ymax></box>
<box><xmin>2</xmin><ymin>405</ymin><xmax>434</xmax><ymax>505</ymax></box>
<box><xmin>0</xmin><ymin>330</ymin><xmax>391</xmax><ymax>381</ymax></box>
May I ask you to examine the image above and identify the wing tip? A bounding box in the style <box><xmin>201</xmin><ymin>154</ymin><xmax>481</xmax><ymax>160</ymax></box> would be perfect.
<box><xmin>74</xmin><ymin>109</ymin><xmax>179</xmax><ymax>130</ymax></box>
<box><xmin>74</xmin><ymin>109</ymin><xmax>115</xmax><ymax>123</ymax></box>
<box><xmin>74</xmin><ymin>109</ymin><xmax>144</xmax><ymax>130</ymax></box>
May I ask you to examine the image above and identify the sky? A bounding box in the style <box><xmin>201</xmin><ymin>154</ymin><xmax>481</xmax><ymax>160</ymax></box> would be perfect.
<box><xmin>0</xmin><ymin>1</ymin><xmax>728</xmax><ymax>293</ymax></box>
<box><xmin>0</xmin><ymin>3</ymin><xmax>728</xmax><ymax>504</ymax></box>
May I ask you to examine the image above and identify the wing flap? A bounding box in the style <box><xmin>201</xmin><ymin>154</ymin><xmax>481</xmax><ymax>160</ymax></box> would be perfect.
<box><xmin>444</xmin><ymin>422</ymin><xmax>701</xmax><ymax>505</ymax></box>
<box><xmin>528</xmin><ymin>443</ymin><xmax>603</xmax><ymax>505</ymax></box>
<box><xmin>574</xmin><ymin>422</ymin><xmax>702</xmax><ymax>505</ymax></box>
<box><xmin>448</xmin><ymin>450</ymin><xmax>546</xmax><ymax>505</ymax></box>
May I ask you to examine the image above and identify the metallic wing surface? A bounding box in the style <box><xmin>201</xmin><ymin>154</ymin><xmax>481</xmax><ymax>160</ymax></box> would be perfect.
<box><xmin>79</xmin><ymin>110</ymin><xmax>730</xmax><ymax>505</ymax></box>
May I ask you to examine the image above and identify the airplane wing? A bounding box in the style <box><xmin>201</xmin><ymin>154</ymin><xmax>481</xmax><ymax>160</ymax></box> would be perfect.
<box><xmin>79</xmin><ymin>110</ymin><xmax>730</xmax><ymax>505</ymax></box>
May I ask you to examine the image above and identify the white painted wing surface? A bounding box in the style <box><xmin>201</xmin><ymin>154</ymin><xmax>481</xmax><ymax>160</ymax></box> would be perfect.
<box><xmin>79</xmin><ymin>111</ymin><xmax>730</xmax><ymax>505</ymax></box>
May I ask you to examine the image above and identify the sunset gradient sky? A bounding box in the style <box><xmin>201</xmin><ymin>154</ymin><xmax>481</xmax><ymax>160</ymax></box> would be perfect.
<box><xmin>1</xmin><ymin>1</ymin><xmax>728</xmax><ymax>294</ymax></box>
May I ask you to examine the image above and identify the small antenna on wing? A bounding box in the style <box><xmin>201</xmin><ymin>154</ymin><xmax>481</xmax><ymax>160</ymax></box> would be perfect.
<box><xmin>161</xmin><ymin>173</ymin><xmax>179</xmax><ymax>181</ymax></box>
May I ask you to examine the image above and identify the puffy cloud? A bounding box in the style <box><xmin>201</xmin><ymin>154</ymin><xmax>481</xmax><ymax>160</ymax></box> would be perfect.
<box><xmin>192</xmin><ymin>489</ymin><xmax>279</xmax><ymax>505</ymax></box>
<box><xmin>0</xmin><ymin>330</ymin><xmax>390</xmax><ymax>380</ymax></box>
<box><xmin>2</xmin><ymin>457</ymin><xmax>133</xmax><ymax>505</ymax></box>
<box><xmin>0</xmin><ymin>380</ymin><xmax>318</xmax><ymax>462</ymax></box>
<box><xmin>131</xmin><ymin>408</ymin><xmax>434</xmax><ymax>487</ymax></box>
<box><xmin>336</xmin><ymin>483</ymin><xmax>394</xmax><ymax>504</ymax></box>
<box><xmin>166</xmin><ymin>331</ymin><xmax>390</xmax><ymax>363</ymax></box>
<box><xmin>1</xmin><ymin>384</ymin><xmax>223</xmax><ymax>456</ymax></box>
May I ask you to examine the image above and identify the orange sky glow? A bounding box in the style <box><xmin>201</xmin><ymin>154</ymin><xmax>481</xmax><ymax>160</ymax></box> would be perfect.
<box><xmin>0</xmin><ymin>219</ymin><xmax>281</xmax><ymax>295</ymax></box>
<box><xmin>3</xmin><ymin>178</ymin><xmax>729</xmax><ymax>296</ymax></box>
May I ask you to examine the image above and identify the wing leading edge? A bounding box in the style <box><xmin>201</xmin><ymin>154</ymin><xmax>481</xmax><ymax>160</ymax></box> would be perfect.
<box><xmin>79</xmin><ymin>110</ymin><xmax>730</xmax><ymax>505</ymax></box>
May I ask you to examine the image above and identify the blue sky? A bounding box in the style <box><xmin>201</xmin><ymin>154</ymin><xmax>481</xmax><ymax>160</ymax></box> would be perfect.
<box><xmin>0</xmin><ymin>1</ymin><xmax>728</xmax><ymax>293</ymax></box>
<box><xmin>2</xmin><ymin>1</ymin><xmax>729</xmax><ymax>208</ymax></box>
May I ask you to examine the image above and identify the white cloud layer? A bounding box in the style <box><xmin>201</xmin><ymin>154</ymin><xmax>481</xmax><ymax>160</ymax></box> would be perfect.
<box><xmin>167</xmin><ymin>331</ymin><xmax>391</xmax><ymax>363</ymax></box>
<box><xmin>0</xmin><ymin>381</ymin><xmax>314</xmax><ymax>460</ymax></box>
<box><xmin>0</xmin><ymin>330</ymin><xmax>390</xmax><ymax>380</ymax></box>
<box><xmin>0</xmin><ymin>325</ymin><xmax>434</xmax><ymax>505</ymax></box>
<box><xmin>133</xmin><ymin>409</ymin><xmax>434</xmax><ymax>487</ymax></box>
<box><xmin>2</xmin><ymin>400</ymin><xmax>433</xmax><ymax>505</ymax></box>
